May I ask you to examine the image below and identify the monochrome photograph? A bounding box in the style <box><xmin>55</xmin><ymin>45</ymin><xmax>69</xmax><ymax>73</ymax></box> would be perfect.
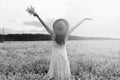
<box><xmin>0</xmin><ymin>0</ymin><xmax>120</xmax><ymax>80</ymax></box>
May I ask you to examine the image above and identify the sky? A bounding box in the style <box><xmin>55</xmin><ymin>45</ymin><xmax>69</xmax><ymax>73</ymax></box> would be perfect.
<box><xmin>0</xmin><ymin>0</ymin><xmax>120</xmax><ymax>38</ymax></box>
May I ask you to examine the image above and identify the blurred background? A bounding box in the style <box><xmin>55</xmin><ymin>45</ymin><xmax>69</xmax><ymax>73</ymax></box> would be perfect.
<box><xmin>0</xmin><ymin>0</ymin><xmax>120</xmax><ymax>38</ymax></box>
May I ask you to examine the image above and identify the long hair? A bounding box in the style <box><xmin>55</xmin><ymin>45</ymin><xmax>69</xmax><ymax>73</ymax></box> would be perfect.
<box><xmin>54</xmin><ymin>34</ymin><xmax>66</xmax><ymax>45</ymax></box>
<box><xmin>53</xmin><ymin>19</ymin><xmax>69</xmax><ymax>45</ymax></box>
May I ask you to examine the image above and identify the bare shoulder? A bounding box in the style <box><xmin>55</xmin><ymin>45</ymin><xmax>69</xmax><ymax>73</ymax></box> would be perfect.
<box><xmin>65</xmin><ymin>33</ymin><xmax>69</xmax><ymax>41</ymax></box>
<box><xmin>51</xmin><ymin>33</ymin><xmax>55</xmax><ymax>40</ymax></box>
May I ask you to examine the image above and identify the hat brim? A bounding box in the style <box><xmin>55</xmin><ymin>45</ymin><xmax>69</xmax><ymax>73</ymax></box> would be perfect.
<box><xmin>53</xmin><ymin>19</ymin><xmax>69</xmax><ymax>35</ymax></box>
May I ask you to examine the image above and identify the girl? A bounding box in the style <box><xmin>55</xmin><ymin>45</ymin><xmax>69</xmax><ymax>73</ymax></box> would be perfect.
<box><xmin>26</xmin><ymin>6</ymin><xmax>92</xmax><ymax>80</ymax></box>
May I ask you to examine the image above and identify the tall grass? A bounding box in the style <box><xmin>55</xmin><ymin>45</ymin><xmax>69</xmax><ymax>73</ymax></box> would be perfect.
<box><xmin>0</xmin><ymin>40</ymin><xmax>120</xmax><ymax>80</ymax></box>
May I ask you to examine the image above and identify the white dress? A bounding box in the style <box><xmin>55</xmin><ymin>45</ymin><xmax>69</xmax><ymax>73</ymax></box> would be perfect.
<box><xmin>47</xmin><ymin>41</ymin><xmax>71</xmax><ymax>80</ymax></box>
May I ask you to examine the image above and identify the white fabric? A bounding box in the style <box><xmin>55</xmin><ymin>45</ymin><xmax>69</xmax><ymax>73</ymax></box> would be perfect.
<box><xmin>47</xmin><ymin>41</ymin><xmax>71</xmax><ymax>80</ymax></box>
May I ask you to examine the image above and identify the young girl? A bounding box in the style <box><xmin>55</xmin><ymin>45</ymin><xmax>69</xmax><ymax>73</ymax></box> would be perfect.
<box><xmin>26</xmin><ymin>6</ymin><xmax>92</xmax><ymax>80</ymax></box>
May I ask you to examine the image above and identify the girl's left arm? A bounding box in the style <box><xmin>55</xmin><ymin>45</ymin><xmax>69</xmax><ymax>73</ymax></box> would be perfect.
<box><xmin>26</xmin><ymin>6</ymin><xmax>55</xmax><ymax>37</ymax></box>
<box><xmin>35</xmin><ymin>14</ymin><xmax>54</xmax><ymax>36</ymax></box>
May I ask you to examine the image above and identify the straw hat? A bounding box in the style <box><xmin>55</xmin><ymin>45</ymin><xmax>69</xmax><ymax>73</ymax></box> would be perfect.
<box><xmin>53</xmin><ymin>19</ymin><xmax>69</xmax><ymax>35</ymax></box>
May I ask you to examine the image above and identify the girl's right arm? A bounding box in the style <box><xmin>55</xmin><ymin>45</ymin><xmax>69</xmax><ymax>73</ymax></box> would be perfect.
<box><xmin>65</xmin><ymin>18</ymin><xmax>92</xmax><ymax>39</ymax></box>
<box><xmin>26</xmin><ymin>6</ymin><xmax>55</xmax><ymax>37</ymax></box>
<box><xmin>68</xmin><ymin>18</ymin><xmax>92</xmax><ymax>35</ymax></box>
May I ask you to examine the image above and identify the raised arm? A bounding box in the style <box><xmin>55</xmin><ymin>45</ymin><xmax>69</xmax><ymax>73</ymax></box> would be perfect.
<box><xmin>34</xmin><ymin>13</ymin><xmax>54</xmax><ymax>36</ymax></box>
<box><xmin>67</xmin><ymin>18</ymin><xmax>92</xmax><ymax>36</ymax></box>
<box><xmin>26</xmin><ymin>6</ymin><xmax>54</xmax><ymax>36</ymax></box>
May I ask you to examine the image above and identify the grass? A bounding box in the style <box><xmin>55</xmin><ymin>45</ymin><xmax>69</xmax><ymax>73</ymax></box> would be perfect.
<box><xmin>0</xmin><ymin>40</ymin><xmax>120</xmax><ymax>80</ymax></box>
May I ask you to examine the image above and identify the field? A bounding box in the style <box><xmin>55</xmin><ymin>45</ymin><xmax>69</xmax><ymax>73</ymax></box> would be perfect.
<box><xmin>0</xmin><ymin>40</ymin><xmax>120</xmax><ymax>80</ymax></box>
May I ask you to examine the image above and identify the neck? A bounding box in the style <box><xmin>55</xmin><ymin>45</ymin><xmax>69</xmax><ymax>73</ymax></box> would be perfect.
<box><xmin>54</xmin><ymin>34</ymin><xmax>66</xmax><ymax>45</ymax></box>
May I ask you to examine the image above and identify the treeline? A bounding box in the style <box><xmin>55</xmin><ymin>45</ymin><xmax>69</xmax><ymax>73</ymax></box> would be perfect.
<box><xmin>0</xmin><ymin>34</ymin><xmax>52</xmax><ymax>41</ymax></box>
<box><xmin>0</xmin><ymin>34</ymin><xmax>119</xmax><ymax>42</ymax></box>
<box><xmin>0</xmin><ymin>34</ymin><xmax>78</xmax><ymax>41</ymax></box>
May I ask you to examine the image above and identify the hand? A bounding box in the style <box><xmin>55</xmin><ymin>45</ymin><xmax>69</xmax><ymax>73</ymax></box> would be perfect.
<box><xmin>84</xmin><ymin>18</ymin><xmax>92</xmax><ymax>21</ymax></box>
<box><xmin>26</xmin><ymin>6</ymin><xmax>38</xmax><ymax>16</ymax></box>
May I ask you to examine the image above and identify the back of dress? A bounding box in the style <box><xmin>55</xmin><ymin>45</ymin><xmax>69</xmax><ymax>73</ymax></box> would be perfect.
<box><xmin>52</xmin><ymin>41</ymin><xmax>68</xmax><ymax>57</ymax></box>
<box><xmin>47</xmin><ymin>41</ymin><xmax>71</xmax><ymax>80</ymax></box>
